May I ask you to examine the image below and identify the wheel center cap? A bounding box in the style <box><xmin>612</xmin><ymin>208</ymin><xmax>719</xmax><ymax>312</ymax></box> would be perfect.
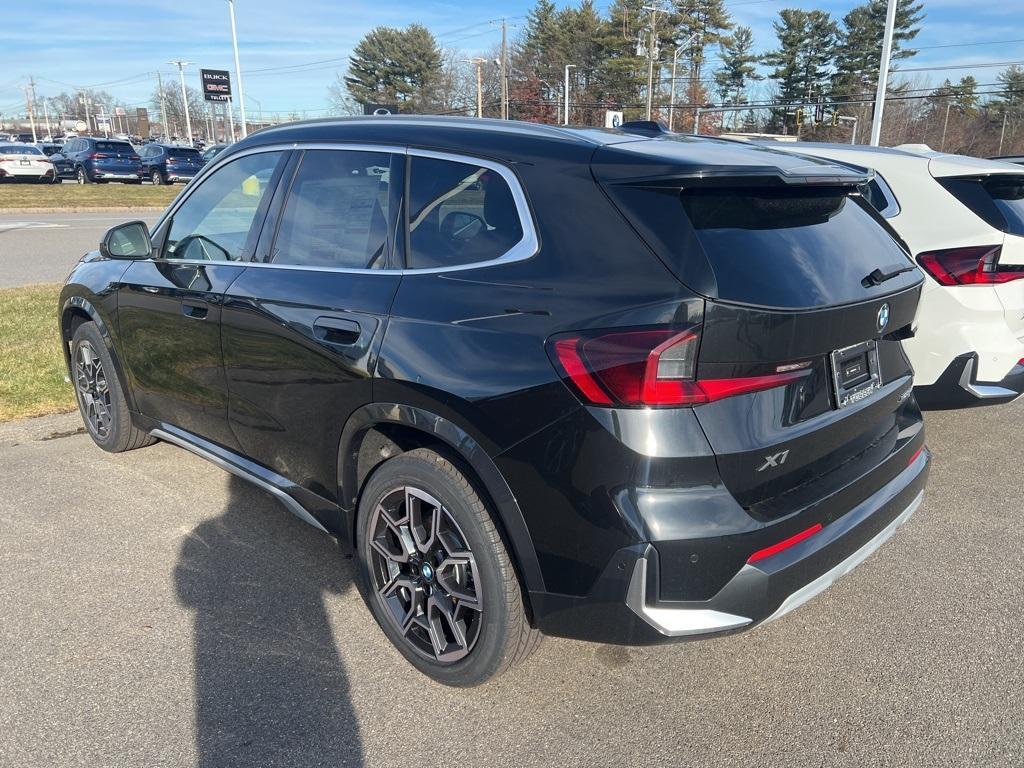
<box><xmin>420</xmin><ymin>562</ymin><xmax>434</xmax><ymax>581</ymax></box>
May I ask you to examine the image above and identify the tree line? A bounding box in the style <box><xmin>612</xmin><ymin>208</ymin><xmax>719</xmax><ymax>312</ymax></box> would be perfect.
<box><xmin>333</xmin><ymin>0</ymin><xmax>1024</xmax><ymax>155</ymax></box>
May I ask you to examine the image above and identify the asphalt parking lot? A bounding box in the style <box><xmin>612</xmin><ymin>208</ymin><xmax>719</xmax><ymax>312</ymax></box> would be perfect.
<box><xmin>0</xmin><ymin>211</ymin><xmax>157</xmax><ymax>288</ymax></box>
<box><xmin>1</xmin><ymin>397</ymin><xmax>1021</xmax><ymax>766</ymax></box>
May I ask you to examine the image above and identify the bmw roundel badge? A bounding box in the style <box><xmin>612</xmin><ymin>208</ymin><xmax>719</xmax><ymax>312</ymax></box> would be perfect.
<box><xmin>877</xmin><ymin>303</ymin><xmax>890</xmax><ymax>332</ymax></box>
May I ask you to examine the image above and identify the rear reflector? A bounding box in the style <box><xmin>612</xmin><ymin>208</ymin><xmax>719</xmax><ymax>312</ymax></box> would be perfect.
<box><xmin>917</xmin><ymin>245</ymin><xmax>1024</xmax><ymax>285</ymax></box>
<box><xmin>747</xmin><ymin>523</ymin><xmax>823</xmax><ymax>565</ymax></box>
<box><xmin>907</xmin><ymin>444</ymin><xmax>926</xmax><ymax>466</ymax></box>
<box><xmin>549</xmin><ymin>326</ymin><xmax>810</xmax><ymax>408</ymax></box>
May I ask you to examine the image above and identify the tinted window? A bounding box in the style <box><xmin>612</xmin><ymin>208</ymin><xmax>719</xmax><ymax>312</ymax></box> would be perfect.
<box><xmin>939</xmin><ymin>175</ymin><xmax>1024</xmax><ymax>236</ymax></box>
<box><xmin>164</xmin><ymin>151</ymin><xmax>282</xmax><ymax>262</ymax></box>
<box><xmin>407</xmin><ymin>156</ymin><xmax>524</xmax><ymax>269</ymax></box>
<box><xmin>0</xmin><ymin>145</ymin><xmax>42</xmax><ymax>155</ymax></box>
<box><xmin>272</xmin><ymin>150</ymin><xmax>393</xmax><ymax>269</ymax></box>
<box><xmin>168</xmin><ymin>148</ymin><xmax>201</xmax><ymax>160</ymax></box>
<box><xmin>95</xmin><ymin>141</ymin><xmax>133</xmax><ymax>153</ymax></box>
<box><xmin>858</xmin><ymin>175</ymin><xmax>900</xmax><ymax>218</ymax></box>
<box><xmin>678</xmin><ymin>187</ymin><xmax>912</xmax><ymax>308</ymax></box>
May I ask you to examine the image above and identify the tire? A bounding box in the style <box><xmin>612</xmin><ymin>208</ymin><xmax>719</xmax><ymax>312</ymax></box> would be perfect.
<box><xmin>76</xmin><ymin>166</ymin><xmax>90</xmax><ymax>184</ymax></box>
<box><xmin>150</xmin><ymin>169</ymin><xmax>163</xmax><ymax>186</ymax></box>
<box><xmin>355</xmin><ymin>448</ymin><xmax>540</xmax><ymax>686</ymax></box>
<box><xmin>70</xmin><ymin>322</ymin><xmax>155</xmax><ymax>453</ymax></box>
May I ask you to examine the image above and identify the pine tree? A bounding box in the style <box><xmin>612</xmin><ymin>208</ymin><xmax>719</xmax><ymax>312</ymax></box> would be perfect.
<box><xmin>672</xmin><ymin>0</ymin><xmax>733</xmax><ymax>109</ymax></box>
<box><xmin>832</xmin><ymin>0</ymin><xmax>924</xmax><ymax>99</ymax></box>
<box><xmin>763</xmin><ymin>10</ymin><xmax>837</xmax><ymax>132</ymax></box>
<box><xmin>344</xmin><ymin>24</ymin><xmax>443</xmax><ymax>111</ymax></box>
<box><xmin>713</xmin><ymin>26</ymin><xmax>760</xmax><ymax>126</ymax></box>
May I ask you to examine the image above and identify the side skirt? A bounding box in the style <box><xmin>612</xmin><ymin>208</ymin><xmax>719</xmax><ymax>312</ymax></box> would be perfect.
<box><xmin>148</xmin><ymin>423</ymin><xmax>340</xmax><ymax>536</ymax></box>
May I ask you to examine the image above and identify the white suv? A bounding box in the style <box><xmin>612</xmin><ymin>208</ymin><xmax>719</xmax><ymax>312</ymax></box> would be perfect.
<box><xmin>757</xmin><ymin>142</ymin><xmax>1024</xmax><ymax>409</ymax></box>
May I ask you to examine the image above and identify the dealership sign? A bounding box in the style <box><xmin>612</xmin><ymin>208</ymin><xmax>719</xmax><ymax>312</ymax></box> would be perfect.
<box><xmin>200</xmin><ymin>69</ymin><xmax>232</xmax><ymax>102</ymax></box>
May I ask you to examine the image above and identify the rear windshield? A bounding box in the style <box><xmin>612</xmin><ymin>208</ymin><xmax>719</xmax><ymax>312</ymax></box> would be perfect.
<box><xmin>677</xmin><ymin>187</ymin><xmax>913</xmax><ymax>308</ymax></box>
<box><xmin>168</xmin><ymin>149</ymin><xmax>201</xmax><ymax>160</ymax></box>
<box><xmin>95</xmin><ymin>142</ymin><xmax>134</xmax><ymax>153</ymax></box>
<box><xmin>0</xmin><ymin>145</ymin><xmax>42</xmax><ymax>155</ymax></box>
<box><xmin>938</xmin><ymin>175</ymin><xmax>1024</xmax><ymax>236</ymax></box>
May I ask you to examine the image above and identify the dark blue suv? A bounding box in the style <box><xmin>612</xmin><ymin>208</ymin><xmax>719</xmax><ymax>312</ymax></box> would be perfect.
<box><xmin>51</xmin><ymin>137</ymin><xmax>143</xmax><ymax>184</ymax></box>
<box><xmin>139</xmin><ymin>143</ymin><xmax>205</xmax><ymax>185</ymax></box>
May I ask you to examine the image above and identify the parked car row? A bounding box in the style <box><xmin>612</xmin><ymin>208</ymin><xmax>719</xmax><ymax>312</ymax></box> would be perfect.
<box><xmin>0</xmin><ymin>135</ymin><xmax>228</xmax><ymax>185</ymax></box>
<box><xmin>58</xmin><ymin>117</ymin><xmax>1021</xmax><ymax>687</ymax></box>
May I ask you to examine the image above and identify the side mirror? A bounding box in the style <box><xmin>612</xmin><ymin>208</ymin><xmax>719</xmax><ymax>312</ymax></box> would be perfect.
<box><xmin>100</xmin><ymin>221</ymin><xmax>152</xmax><ymax>260</ymax></box>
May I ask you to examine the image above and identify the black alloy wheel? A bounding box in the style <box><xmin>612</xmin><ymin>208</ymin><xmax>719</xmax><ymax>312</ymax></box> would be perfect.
<box><xmin>367</xmin><ymin>484</ymin><xmax>484</xmax><ymax>663</ymax></box>
<box><xmin>74</xmin><ymin>340</ymin><xmax>112</xmax><ymax>440</ymax></box>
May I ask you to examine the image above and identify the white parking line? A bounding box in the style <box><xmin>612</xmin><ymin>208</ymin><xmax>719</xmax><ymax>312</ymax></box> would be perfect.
<box><xmin>0</xmin><ymin>222</ymin><xmax>70</xmax><ymax>231</ymax></box>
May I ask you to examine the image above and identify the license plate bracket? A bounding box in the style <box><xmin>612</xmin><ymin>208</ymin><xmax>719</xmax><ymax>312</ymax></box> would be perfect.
<box><xmin>830</xmin><ymin>340</ymin><xmax>882</xmax><ymax>409</ymax></box>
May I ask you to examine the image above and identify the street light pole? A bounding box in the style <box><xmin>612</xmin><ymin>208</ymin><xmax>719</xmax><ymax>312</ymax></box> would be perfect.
<box><xmin>869</xmin><ymin>0</ymin><xmax>898</xmax><ymax>146</ymax></box>
<box><xmin>563</xmin><ymin>64</ymin><xmax>576</xmax><ymax>125</ymax></box>
<box><xmin>642</xmin><ymin>5</ymin><xmax>663</xmax><ymax>122</ymax></box>
<box><xmin>667</xmin><ymin>34</ymin><xmax>699</xmax><ymax>132</ymax></box>
<box><xmin>227</xmin><ymin>0</ymin><xmax>248</xmax><ymax>137</ymax></box>
<box><xmin>169</xmin><ymin>60</ymin><xmax>194</xmax><ymax>146</ymax></box>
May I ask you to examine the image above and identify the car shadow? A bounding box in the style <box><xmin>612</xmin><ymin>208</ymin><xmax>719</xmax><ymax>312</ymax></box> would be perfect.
<box><xmin>174</xmin><ymin>475</ymin><xmax>363</xmax><ymax>767</ymax></box>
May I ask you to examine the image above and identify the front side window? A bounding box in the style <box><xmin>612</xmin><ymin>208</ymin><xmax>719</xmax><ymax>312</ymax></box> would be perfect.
<box><xmin>271</xmin><ymin>149</ymin><xmax>394</xmax><ymax>269</ymax></box>
<box><xmin>407</xmin><ymin>156</ymin><xmax>524</xmax><ymax>269</ymax></box>
<box><xmin>163</xmin><ymin>151</ymin><xmax>283</xmax><ymax>262</ymax></box>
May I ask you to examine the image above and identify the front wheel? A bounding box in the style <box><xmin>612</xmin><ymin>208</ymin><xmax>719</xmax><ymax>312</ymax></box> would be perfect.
<box><xmin>356</xmin><ymin>448</ymin><xmax>540</xmax><ymax>686</ymax></box>
<box><xmin>70</xmin><ymin>322</ymin><xmax>155</xmax><ymax>453</ymax></box>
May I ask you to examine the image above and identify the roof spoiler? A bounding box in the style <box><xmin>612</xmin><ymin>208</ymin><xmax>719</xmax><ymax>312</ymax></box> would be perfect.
<box><xmin>613</xmin><ymin>164</ymin><xmax>874</xmax><ymax>189</ymax></box>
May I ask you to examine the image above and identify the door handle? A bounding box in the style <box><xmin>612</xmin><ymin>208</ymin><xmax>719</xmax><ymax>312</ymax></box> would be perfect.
<box><xmin>313</xmin><ymin>316</ymin><xmax>361</xmax><ymax>346</ymax></box>
<box><xmin>181</xmin><ymin>301</ymin><xmax>209</xmax><ymax>320</ymax></box>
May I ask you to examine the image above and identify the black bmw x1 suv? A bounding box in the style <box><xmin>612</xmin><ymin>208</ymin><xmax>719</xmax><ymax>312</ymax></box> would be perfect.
<box><xmin>60</xmin><ymin>117</ymin><xmax>930</xmax><ymax>686</ymax></box>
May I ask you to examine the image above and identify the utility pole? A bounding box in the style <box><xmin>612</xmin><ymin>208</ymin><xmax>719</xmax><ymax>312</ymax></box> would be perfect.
<box><xmin>941</xmin><ymin>101</ymin><xmax>952</xmax><ymax>152</ymax></box>
<box><xmin>999</xmin><ymin>110</ymin><xmax>1008</xmax><ymax>154</ymax></box>
<box><xmin>25</xmin><ymin>78</ymin><xmax>37</xmax><ymax>143</ymax></box>
<box><xmin>227</xmin><ymin>97</ymin><xmax>236</xmax><ymax>141</ymax></box>
<box><xmin>42</xmin><ymin>97</ymin><xmax>51</xmax><ymax>139</ymax></box>
<box><xmin>869</xmin><ymin>0</ymin><xmax>898</xmax><ymax>146</ymax></box>
<box><xmin>564</xmin><ymin>64</ymin><xmax>577</xmax><ymax>125</ymax></box>
<box><xmin>156</xmin><ymin>71</ymin><xmax>168</xmax><ymax>138</ymax></box>
<box><xmin>80</xmin><ymin>95</ymin><xmax>92</xmax><ymax>135</ymax></box>
<box><xmin>227</xmin><ymin>0</ymin><xmax>248</xmax><ymax>137</ymax></box>
<box><xmin>169</xmin><ymin>60</ymin><xmax>194</xmax><ymax>146</ymax></box>
<box><xmin>500</xmin><ymin>19</ymin><xmax>508</xmax><ymax>119</ymax></box>
<box><xmin>642</xmin><ymin>5</ymin><xmax>663</xmax><ymax>122</ymax></box>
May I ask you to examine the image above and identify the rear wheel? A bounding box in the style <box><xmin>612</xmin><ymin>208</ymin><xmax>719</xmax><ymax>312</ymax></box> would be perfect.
<box><xmin>76</xmin><ymin>166</ymin><xmax>89</xmax><ymax>184</ymax></box>
<box><xmin>150</xmin><ymin>169</ymin><xmax>163</xmax><ymax>185</ymax></box>
<box><xmin>71</xmin><ymin>322</ymin><xmax>155</xmax><ymax>453</ymax></box>
<box><xmin>356</xmin><ymin>448</ymin><xmax>540</xmax><ymax>686</ymax></box>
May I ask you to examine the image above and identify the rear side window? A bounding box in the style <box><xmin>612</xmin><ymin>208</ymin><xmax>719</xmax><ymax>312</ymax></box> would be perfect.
<box><xmin>272</xmin><ymin>150</ymin><xmax>393</xmax><ymax>269</ymax></box>
<box><xmin>407</xmin><ymin>156</ymin><xmax>524</xmax><ymax>269</ymax></box>
<box><xmin>677</xmin><ymin>187</ymin><xmax>913</xmax><ymax>308</ymax></box>
<box><xmin>858</xmin><ymin>175</ymin><xmax>900</xmax><ymax>218</ymax></box>
<box><xmin>939</xmin><ymin>175</ymin><xmax>1024</xmax><ymax>236</ymax></box>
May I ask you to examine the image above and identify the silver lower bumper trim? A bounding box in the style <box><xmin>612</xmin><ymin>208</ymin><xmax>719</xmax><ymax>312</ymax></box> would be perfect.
<box><xmin>761</xmin><ymin>489</ymin><xmax>923</xmax><ymax>625</ymax></box>
<box><xmin>625</xmin><ymin>557</ymin><xmax>752</xmax><ymax>637</ymax></box>
<box><xmin>959</xmin><ymin>357</ymin><xmax>1018</xmax><ymax>399</ymax></box>
<box><xmin>625</xmin><ymin>489</ymin><xmax>925</xmax><ymax>638</ymax></box>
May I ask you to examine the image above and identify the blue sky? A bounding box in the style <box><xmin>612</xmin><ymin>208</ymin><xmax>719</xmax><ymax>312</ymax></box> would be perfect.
<box><xmin>1</xmin><ymin>0</ymin><xmax>1022</xmax><ymax>121</ymax></box>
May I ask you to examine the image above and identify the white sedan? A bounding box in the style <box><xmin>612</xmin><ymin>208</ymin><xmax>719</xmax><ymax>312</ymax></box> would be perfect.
<box><xmin>0</xmin><ymin>144</ymin><xmax>56</xmax><ymax>183</ymax></box>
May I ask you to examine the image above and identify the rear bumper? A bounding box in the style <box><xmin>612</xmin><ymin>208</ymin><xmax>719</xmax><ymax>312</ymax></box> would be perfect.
<box><xmin>531</xmin><ymin>440</ymin><xmax>929</xmax><ymax>645</ymax></box>
<box><xmin>914</xmin><ymin>353</ymin><xmax>1024</xmax><ymax>410</ymax></box>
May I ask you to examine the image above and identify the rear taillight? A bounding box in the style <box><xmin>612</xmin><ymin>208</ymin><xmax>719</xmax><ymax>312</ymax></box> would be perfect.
<box><xmin>917</xmin><ymin>245</ymin><xmax>1024</xmax><ymax>285</ymax></box>
<box><xmin>129</xmin><ymin>155</ymin><xmax>140</xmax><ymax>162</ymax></box>
<box><xmin>549</xmin><ymin>326</ymin><xmax>810</xmax><ymax>408</ymax></box>
<box><xmin>87</xmin><ymin>152</ymin><xmax>111</xmax><ymax>160</ymax></box>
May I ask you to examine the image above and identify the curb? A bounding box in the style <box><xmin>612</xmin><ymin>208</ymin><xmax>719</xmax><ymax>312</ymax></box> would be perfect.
<box><xmin>0</xmin><ymin>206</ymin><xmax>167</xmax><ymax>214</ymax></box>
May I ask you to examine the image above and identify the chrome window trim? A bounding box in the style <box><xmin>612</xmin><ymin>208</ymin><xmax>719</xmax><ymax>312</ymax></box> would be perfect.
<box><xmin>149</xmin><ymin>141</ymin><xmax>539</xmax><ymax>276</ymax></box>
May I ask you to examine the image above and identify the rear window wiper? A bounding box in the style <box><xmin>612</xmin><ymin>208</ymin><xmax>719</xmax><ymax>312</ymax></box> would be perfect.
<box><xmin>862</xmin><ymin>263</ymin><xmax>917</xmax><ymax>287</ymax></box>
